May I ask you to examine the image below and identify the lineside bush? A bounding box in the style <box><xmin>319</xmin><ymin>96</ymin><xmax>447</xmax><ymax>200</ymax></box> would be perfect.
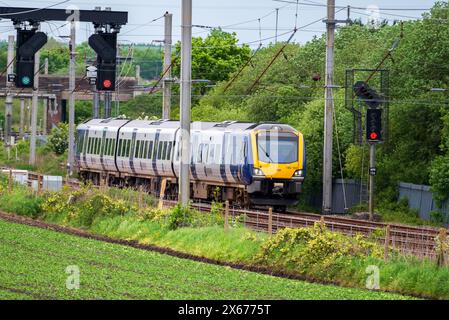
<box><xmin>256</xmin><ymin>222</ymin><xmax>383</xmax><ymax>280</ymax></box>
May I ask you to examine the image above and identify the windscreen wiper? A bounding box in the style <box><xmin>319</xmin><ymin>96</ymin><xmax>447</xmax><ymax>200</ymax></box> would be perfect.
<box><xmin>258</xmin><ymin>144</ymin><xmax>274</xmax><ymax>163</ymax></box>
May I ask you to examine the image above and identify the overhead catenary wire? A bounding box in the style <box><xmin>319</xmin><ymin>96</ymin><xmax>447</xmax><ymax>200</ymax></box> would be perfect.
<box><xmin>246</xmin><ymin>6</ymin><xmax>347</xmax><ymax>94</ymax></box>
<box><xmin>121</xmin><ymin>14</ymin><xmax>166</xmax><ymax>36</ymax></box>
<box><xmin>223</xmin><ymin>43</ymin><xmax>263</xmax><ymax>92</ymax></box>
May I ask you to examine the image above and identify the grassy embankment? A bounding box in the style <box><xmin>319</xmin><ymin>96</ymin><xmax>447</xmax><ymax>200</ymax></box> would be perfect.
<box><xmin>0</xmin><ymin>174</ymin><xmax>448</xmax><ymax>299</ymax></box>
<box><xmin>0</xmin><ymin>219</ymin><xmax>412</xmax><ymax>300</ymax></box>
<box><xmin>0</xmin><ymin>141</ymin><xmax>66</xmax><ymax>176</ymax></box>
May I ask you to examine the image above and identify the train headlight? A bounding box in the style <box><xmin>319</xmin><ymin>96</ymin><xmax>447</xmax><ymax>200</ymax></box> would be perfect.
<box><xmin>293</xmin><ymin>170</ymin><xmax>304</xmax><ymax>177</ymax></box>
<box><xmin>253</xmin><ymin>168</ymin><xmax>264</xmax><ymax>176</ymax></box>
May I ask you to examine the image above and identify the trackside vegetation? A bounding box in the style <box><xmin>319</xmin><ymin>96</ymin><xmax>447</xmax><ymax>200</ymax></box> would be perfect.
<box><xmin>0</xmin><ymin>175</ymin><xmax>448</xmax><ymax>299</ymax></box>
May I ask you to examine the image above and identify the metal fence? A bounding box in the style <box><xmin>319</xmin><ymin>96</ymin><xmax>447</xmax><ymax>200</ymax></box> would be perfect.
<box><xmin>398</xmin><ymin>182</ymin><xmax>449</xmax><ymax>224</ymax></box>
<box><xmin>2</xmin><ymin>169</ymin><xmax>63</xmax><ymax>192</ymax></box>
<box><xmin>303</xmin><ymin>179</ymin><xmax>367</xmax><ymax>214</ymax></box>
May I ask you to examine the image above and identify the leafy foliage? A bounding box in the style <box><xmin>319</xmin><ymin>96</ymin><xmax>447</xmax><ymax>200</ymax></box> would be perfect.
<box><xmin>47</xmin><ymin>123</ymin><xmax>69</xmax><ymax>155</ymax></box>
<box><xmin>172</xmin><ymin>28</ymin><xmax>251</xmax><ymax>84</ymax></box>
<box><xmin>256</xmin><ymin>223</ymin><xmax>383</xmax><ymax>279</ymax></box>
<box><xmin>430</xmin><ymin>154</ymin><xmax>449</xmax><ymax>206</ymax></box>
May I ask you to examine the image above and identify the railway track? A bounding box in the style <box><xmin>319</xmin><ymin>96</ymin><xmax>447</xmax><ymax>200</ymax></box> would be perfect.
<box><xmin>163</xmin><ymin>200</ymin><xmax>442</xmax><ymax>259</ymax></box>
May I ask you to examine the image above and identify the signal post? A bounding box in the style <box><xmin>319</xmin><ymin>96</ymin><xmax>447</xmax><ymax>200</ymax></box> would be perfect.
<box><xmin>353</xmin><ymin>81</ymin><xmax>383</xmax><ymax>221</ymax></box>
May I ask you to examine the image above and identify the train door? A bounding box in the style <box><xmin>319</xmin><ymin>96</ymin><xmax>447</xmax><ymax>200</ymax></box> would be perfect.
<box><xmin>206</xmin><ymin>131</ymin><xmax>222</xmax><ymax>183</ymax></box>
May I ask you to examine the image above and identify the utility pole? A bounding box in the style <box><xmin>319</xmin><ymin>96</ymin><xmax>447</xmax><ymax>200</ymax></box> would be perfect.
<box><xmin>322</xmin><ymin>0</ymin><xmax>335</xmax><ymax>214</ymax></box>
<box><xmin>92</xmin><ymin>87</ymin><xmax>100</xmax><ymax>118</ymax></box>
<box><xmin>67</xmin><ymin>20</ymin><xmax>76</xmax><ymax>175</ymax></box>
<box><xmin>19</xmin><ymin>98</ymin><xmax>25</xmax><ymax>137</ymax></box>
<box><xmin>275</xmin><ymin>8</ymin><xmax>279</xmax><ymax>44</ymax></box>
<box><xmin>43</xmin><ymin>57</ymin><xmax>48</xmax><ymax>135</ymax></box>
<box><xmin>103</xmin><ymin>23</ymin><xmax>112</xmax><ymax>118</ymax></box>
<box><xmin>5</xmin><ymin>35</ymin><xmax>14</xmax><ymax>148</ymax></box>
<box><xmin>29</xmin><ymin>32</ymin><xmax>40</xmax><ymax>165</ymax></box>
<box><xmin>135</xmin><ymin>64</ymin><xmax>140</xmax><ymax>85</ymax></box>
<box><xmin>44</xmin><ymin>57</ymin><xmax>48</xmax><ymax>75</ymax></box>
<box><xmin>369</xmin><ymin>144</ymin><xmax>376</xmax><ymax>220</ymax></box>
<box><xmin>162</xmin><ymin>11</ymin><xmax>173</xmax><ymax>120</ymax></box>
<box><xmin>104</xmin><ymin>89</ymin><xmax>111</xmax><ymax>118</ymax></box>
<box><xmin>179</xmin><ymin>0</ymin><xmax>192</xmax><ymax>206</ymax></box>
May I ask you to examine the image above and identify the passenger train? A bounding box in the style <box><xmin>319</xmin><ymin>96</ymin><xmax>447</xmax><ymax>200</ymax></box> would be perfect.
<box><xmin>76</xmin><ymin>118</ymin><xmax>306</xmax><ymax>210</ymax></box>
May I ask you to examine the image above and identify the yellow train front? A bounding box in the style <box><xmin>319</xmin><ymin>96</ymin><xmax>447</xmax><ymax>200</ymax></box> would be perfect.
<box><xmin>246</xmin><ymin>123</ymin><xmax>306</xmax><ymax>210</ymax></box>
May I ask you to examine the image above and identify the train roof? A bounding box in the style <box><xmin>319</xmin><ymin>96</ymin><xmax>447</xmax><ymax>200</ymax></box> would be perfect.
<box><xmin>77</xmin><ymin>118</ymin><xmax>130</xmax><ymax>128</ymax></box>
<box><xmin>78</xmin><ymin>118</ymin><xmax>297</xmax><ymax>132</ymax></box>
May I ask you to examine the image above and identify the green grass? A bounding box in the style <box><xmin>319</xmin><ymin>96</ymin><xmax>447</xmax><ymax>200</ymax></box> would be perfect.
<box><xmin>0</xmin><ymin>141</ymin><xmax>67</xmax><ymax>176</ymax></box>
<box><xmin>0</xmin><ymin>219</ymin><xmax>412</xmax><ymax>300</ymax></box>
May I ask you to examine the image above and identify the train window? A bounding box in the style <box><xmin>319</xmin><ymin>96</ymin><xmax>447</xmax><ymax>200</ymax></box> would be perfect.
<box><xmin>142</xmin><ymin>141</ymin><xmax>148</xmax><ymax>159</ymax></box>
<box><xmin>111</xmin><ymin>139</ymin><xmax>116</xmax><ymax>156</ymax></box>
<box><xmin>257</xmin><ymin>132</ymin><xmax>298</xmax><ymax>164</ymax></box>
<box><xmin>167</xmin><ymin>142</ymin><xmax>173</xmax><ymax>160</ymax></box>
<box><xmin>148</xmin><ymin>141</ymin><xmax>153</xmax><ymax>159</ymax></box>
<box><xmin>162</xmin><ymin>141</ymin><xmax>168</xmax><ymax>160</ymax></box>
<box><xmin>107</xmin><ymin>139</ymin><xmax>112</xmax><ymax>156</ymax></box>
<box><xmin>153</xmin><ymin>141</ymin><xmax>159</xmax><ymax>160</ymax></box>
<box><xmin>105</xmin><ymin>138</ymin><xmax>109</xmax><ymax>156</ymax></box>
<box><xmin>125</xmin><ymin>140</ymin><xmax>131</xmax><ymax>157</ymax></box>
<box><xmin>94</xmin><ymin>138</ymin><xmax>98</xmax><ymax>154</ymax></box>
<box><xmin>82</xmin><ymin>135</ymin><xmax>86</xmax><ymax>154</ymax></box>
<box><xmin>103</xmin><ymin>139</ymin><xmax>107</xmax><ymax>155</ymax></box>
<box><xmin>197</xmin><ymin>144</ymin><xmax>203</xmax><ymax>163</ymax></box>
<box><xmin>87</xmin><ymin>137</ymin><xmax>91</xmax><ymax>154</ymax></box>
<box><xmin>140</xmin><ymin>141</ymin><xmax>145</xmax><ymax>159</ymax></box>
<box><xmin>215</xmin><ymin>144</ymin><xmax>221</xmax><ymax>164</ymax></box>
<box><xmin>203</xmin><ymin>144</ymin><xmax>209</xmax><ymax>164</ymax></box>
<box><xmin>135</xmin><ymin>140</ymin><xmax>141</xmax><ymax>158</ymax></box>
<box><xmin>136</xmin><ymin>141</ymin><xmax>144</xmax><ymax>158</ymax></box>
<box><xmin>118</xmin><ymin>139</ymin><xmax>123</xmax><ymax>157</ymax></box>
<box><xmin>97</xmin><ymin>138</ymin><xmax>101</xmax><ymax>155</ymax></box>
<box><xmin>93</xmin><ymin>138</ymin><xmax>97</xmax><ymax>154</ymax></box>
<box><xmin>77</xmin><ymin>135</ymin><xmax>82</xmax><ymax>153</ymax></box>
<box><xmin>101</xmin><ymin>138</ymin><xmax>105</xmax><ymax>155</ymax></box>
<box><xmin>209</xmin><ymin>144</ymin><xmax>215</xmax><ymax>164</ymax></box>
<box><xmin>85</xmin><ymin>134</ymin><xmax>89</xmax><ymax>154</ymax></box>
<box><xmin>231</xmin><ymin>136</ymin><xmax>237</xmax><ymax>165</ymax></box>
<box><xmin>157</xmin><ymin>142</ymin><xmax>163</xmax><ymax>160</ymax></box>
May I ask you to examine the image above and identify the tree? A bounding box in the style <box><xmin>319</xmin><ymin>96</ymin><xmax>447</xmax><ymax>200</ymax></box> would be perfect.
<box><xmin>430</xmin><ymin>154</ymin><xmax>449</xmax><ymax>207</ymax></box>
<box><xmin>47</xmin><ymin>123</ymin><xmax>69</xmax><ymax>155</ymax></box>
<box><xmin>172</xmin><ymin>28</ymin><xmax>251</xmax><ymax>84</ymax></box>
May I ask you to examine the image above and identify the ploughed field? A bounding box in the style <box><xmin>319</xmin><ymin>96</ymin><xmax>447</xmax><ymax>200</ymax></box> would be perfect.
<box><xmin>0</xmin><ymin>219</ymin><xmax>412</xmax><ymax>300</ymax></box>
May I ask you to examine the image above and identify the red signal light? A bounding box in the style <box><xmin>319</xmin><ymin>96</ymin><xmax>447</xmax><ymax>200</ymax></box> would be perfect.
<box><xmin>370</xmin><ymin>132</ymin><xmax>378</xmax><ymax>140</ymax></box>
<box><xmin>103</xmin><ymin>79</ymin><xmax>112</xmax><ymax>89</ymax></box>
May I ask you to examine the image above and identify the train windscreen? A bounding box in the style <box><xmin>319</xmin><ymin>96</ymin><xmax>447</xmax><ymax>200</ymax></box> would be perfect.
<box><xmin>257</xmin><ymin>131</ymin><xmax>298</xmax><ymax>164</ymax></box>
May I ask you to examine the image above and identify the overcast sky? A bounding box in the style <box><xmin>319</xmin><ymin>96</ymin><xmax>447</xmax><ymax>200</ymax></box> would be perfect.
<box><xmin>0</xmin><ymin>0</ymin><xmax>441</xmax><ymax>46</ymax></box>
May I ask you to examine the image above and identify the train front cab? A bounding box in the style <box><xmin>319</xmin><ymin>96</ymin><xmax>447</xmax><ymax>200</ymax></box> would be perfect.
<box><xmin>247</xmin><ymin>126</ymin><xmax>305</xmax><ymax>207</ymax></box>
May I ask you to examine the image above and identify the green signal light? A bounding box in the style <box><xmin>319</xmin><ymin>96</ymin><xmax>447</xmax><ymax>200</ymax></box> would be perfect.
<box><xmin>21</xmin><ymin>76</ymin><xmax>31</xmax><ymax>85</ymax></box>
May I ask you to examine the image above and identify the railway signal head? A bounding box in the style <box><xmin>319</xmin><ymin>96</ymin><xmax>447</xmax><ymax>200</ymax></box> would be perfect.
<box><xmin>366</xmin><ymin>108</ymin><xmax>383</xmax><ymax>143</ymax></box>
<box><xmin>353</xmin><ymin>80</ymin><xmax>381</xmax><ymax>108</ymax></box>
<box><xmin>88</xmin><ymin>32</ymin><xmax>117</xmax><ymax>91</ymax></box>
<box><xmin>15</xmin><ymin>29</ymin><xmax>48</xmax><ymax>88</ymax></box>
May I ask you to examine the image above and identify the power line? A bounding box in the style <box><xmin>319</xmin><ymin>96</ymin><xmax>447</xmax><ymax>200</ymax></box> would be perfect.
<box><xmin>273</xmin><ymin>0</ymin><xmax>442</xmax><ymax>12</ymax></box>
<box><xmin>121</xmin><ymin>14</ymin><xmax>165</xmax><ymax>36</ymax></box>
